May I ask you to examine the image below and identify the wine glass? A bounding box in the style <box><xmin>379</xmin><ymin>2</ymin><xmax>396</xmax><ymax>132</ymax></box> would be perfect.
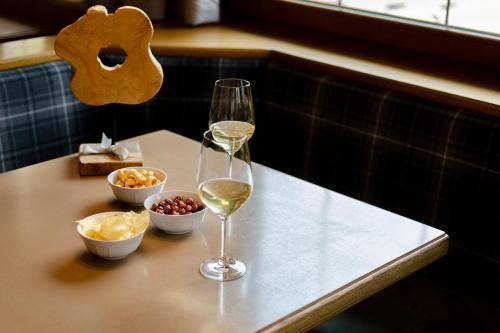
<box><xmin>197</xmin><ymin>130</ymin><xmax>253</xmax><ymax>281</ymax></box>
<box><xmin>208</xmin><ymin>78</ymin><xmax>255</xmax><ymax>167</ymax></box>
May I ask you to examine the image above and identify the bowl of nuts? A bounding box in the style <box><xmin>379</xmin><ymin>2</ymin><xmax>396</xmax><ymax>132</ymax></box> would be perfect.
<box><xmin>144</xmin><ymin>190</ymin><xmax>207</xmax><ymax>234</ymax></box>
<box><xmin>108</xmin><ymin>167</ymin><xmax>167</xmax><ymax>206</ymax></box>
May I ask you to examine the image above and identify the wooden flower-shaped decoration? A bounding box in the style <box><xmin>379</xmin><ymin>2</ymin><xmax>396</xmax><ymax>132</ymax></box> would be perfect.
<box><xmin>54</xmin><ymin>6</ymin><xmax>163</xmax><ymax>106</ymax></box>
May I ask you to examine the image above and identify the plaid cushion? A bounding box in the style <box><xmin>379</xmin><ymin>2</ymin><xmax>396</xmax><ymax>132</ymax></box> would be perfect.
<box><xmin>0</xmin><ymin>61</ymin><xmax>100</xmax><ymax>172</ymax></box>
<box><xmin>255</xmin><ymin>60</ymin><xmax>500</xmax><ymax>280</ymax></box>
<box><xmin>0</xmin><ymin>56</ymin><xmax>267</xmax><ymax>172</ymax></box>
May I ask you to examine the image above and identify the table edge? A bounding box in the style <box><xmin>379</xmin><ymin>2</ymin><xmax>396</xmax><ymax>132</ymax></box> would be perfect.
<box><xmin>257</xmin><ymin>233</ymin><xmax>449</xmax><ymax>333</ymax></box>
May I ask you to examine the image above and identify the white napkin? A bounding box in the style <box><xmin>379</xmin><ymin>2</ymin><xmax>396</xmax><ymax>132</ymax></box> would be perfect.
<box><xmin>80</xmin><ymin>133</ymin><xmax>129</xmax><ymax>160</ymax></box>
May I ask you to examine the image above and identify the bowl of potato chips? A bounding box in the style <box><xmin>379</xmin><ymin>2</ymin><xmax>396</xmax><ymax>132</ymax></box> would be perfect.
<box><xmin>76</xmin><ymin>211</ymin><xmax>150</xmax><ymax>260</ymax></box>
<box><xmin>107</xmin><ymin>167</ymin><xmax>167</xmax><ymax>206</ymax></box>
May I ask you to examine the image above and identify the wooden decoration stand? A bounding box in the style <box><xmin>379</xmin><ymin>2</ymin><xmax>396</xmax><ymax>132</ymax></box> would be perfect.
<box><xmin>54</xmin><ymin>6</ymin><xmax>164</xmax><ymax>175</ymax></box>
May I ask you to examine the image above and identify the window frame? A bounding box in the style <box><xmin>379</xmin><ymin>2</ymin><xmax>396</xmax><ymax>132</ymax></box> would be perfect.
<box><xmin>223</xmin><ymin>0</ymin><xmax>500</xmax><ymax>69</ymax></box>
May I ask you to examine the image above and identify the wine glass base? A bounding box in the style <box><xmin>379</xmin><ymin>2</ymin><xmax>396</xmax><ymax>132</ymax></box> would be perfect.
<box><xmin>200</xmin><ymin>258</ymin><xmax>246</xmax><ymax>281</ymax></box>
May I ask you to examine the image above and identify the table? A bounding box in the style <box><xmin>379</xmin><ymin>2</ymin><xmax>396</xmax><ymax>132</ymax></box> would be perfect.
<box><xmin>0</xmin><ymin>130</ymin><xmax>448</xmax><ymax>332</ymax></box>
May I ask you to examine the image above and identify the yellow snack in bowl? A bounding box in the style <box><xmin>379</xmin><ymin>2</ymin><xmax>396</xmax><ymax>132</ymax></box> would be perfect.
<box><xmin>77</xmin><ymin>211</ymin><xmax>149</xmax><ymax>241</ymax></box>
<box><xmin>114</xmin><ymin>168</ymin><xmax>161</xmax><ymax>188</ymax></box>
<box><xmin>145</xmin><ymin>175</ymin><xmax>156</xmax><ymax>186</ymax></box>
<box><xmin>125</xmin><ymin>178</ymin><xmax>137</xmax><ymax>187</ymax></box>
<box><xmin>117</xmin><ymin>169</ymin><xmax>128</xmax><ymax>183</ymax></box>
<box><xmin>129</xmin><ymin>169</ymin><xmax>146</xmax><ymax>183</ymax></box>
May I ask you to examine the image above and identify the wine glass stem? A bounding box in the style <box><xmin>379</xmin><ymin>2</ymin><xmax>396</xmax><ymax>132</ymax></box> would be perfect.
<box><xmin>219</xmin><ymin>215</ymin><xmax>228</xmax><ymax>268</ymax></box>
<box><xmin>228</xmin><ymin>153</ymin><xmax>233</xmax><ymax>179</ymax></box>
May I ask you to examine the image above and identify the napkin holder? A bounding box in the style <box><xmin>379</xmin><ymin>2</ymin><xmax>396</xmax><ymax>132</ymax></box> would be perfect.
<box><xmin>78</xmin><ymin>141</ymin><xmax>143</xmax><ymax>176</ymax></box>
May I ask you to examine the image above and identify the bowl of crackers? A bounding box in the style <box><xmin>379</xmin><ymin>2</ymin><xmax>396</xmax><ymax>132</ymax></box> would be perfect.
<box><xmin>107</xmin><ymin>167</ymin><xmax>167</xmax><ymax>206</ymax></box>
<box><xmin>76</xmin><ymin>210</ymin><xmax>149</xmax><ymax>260</ymax></box>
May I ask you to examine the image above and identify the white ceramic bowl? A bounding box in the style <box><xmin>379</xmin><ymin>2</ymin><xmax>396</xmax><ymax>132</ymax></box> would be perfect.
<box><xmin>108</xmin><ymin>167</ymin><xmax>167</xmax><ymax>206</ymax></box>
<box><xmin>76</xmin><ymin>212</ymin><xmax>148</xmax><ymax>260</ymax></box>
<box><xmin>144</xmin><ymin>190</ymin><xmax>207</xmax><ymax>234</ymax></box>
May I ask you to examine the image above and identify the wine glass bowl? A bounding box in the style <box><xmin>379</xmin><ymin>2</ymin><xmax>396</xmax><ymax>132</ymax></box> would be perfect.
<box><xmin>198</xmin><ymin>179</ymin><xmax>251</xmax><ymax>217</ymax></box>
<box><xmin>209</xmin><ymin>78</ymin><xmax>255</xmax><ymax>149</ymax></box>
<box><xmin>211</xmin><ymin>128</ymin><xmax>248</xmax><ymax>157</ymax></box>
<box><xmin>197</xmin><ymin>130</ymin><xmax>253</xmax><ymax>281</ymax></box>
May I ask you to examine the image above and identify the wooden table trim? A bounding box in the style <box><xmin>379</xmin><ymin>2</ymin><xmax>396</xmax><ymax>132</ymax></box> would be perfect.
<box><xmin>258</xmin><ymin>234</ymin><xmax>449</xmax><ymax>333</ymax></box>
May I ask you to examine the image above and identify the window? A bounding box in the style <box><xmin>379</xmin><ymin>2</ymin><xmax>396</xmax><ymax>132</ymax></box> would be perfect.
<box><xmin>306</xmin><ymin>0</ymin><xmax>500</xmax><ymax>37</ymax></box>
<box><xmin>224</xmin><ymin>0</ymin><xmax>500</xmax><ymax>68</ymax></box>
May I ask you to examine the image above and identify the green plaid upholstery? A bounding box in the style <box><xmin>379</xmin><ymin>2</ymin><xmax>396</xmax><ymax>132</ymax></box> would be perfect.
<box><xmin>0</xmin><ymin>62</ymin><xmax>99</xmax><ymax>171</ymax></box>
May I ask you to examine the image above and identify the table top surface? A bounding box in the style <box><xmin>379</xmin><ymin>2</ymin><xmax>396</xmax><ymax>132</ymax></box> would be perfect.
<box><xmin>0</xmin><ymin>130</ymin><xmax>447</xmax><ymax>333</ymax></box>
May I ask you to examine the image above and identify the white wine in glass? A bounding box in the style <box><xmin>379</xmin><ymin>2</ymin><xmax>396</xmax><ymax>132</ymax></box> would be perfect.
<box><xmin>208</xmin><ymin>78</ymin><xmax>255</xmax><ymax>156</ymax></box>
<box><xmin>197</xmin><ymin>130</ymin><xmax>253</xmax><ymax>281</ymax></box>
<box><xmin>210</xmin><ymin>121</ymin><xmax>251</xmax><ymax>156</ymax></box>
<box><xmin>198</xmin><ymin>178</ymin><xmax>251</xmax><ymax>217</ymax></box>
